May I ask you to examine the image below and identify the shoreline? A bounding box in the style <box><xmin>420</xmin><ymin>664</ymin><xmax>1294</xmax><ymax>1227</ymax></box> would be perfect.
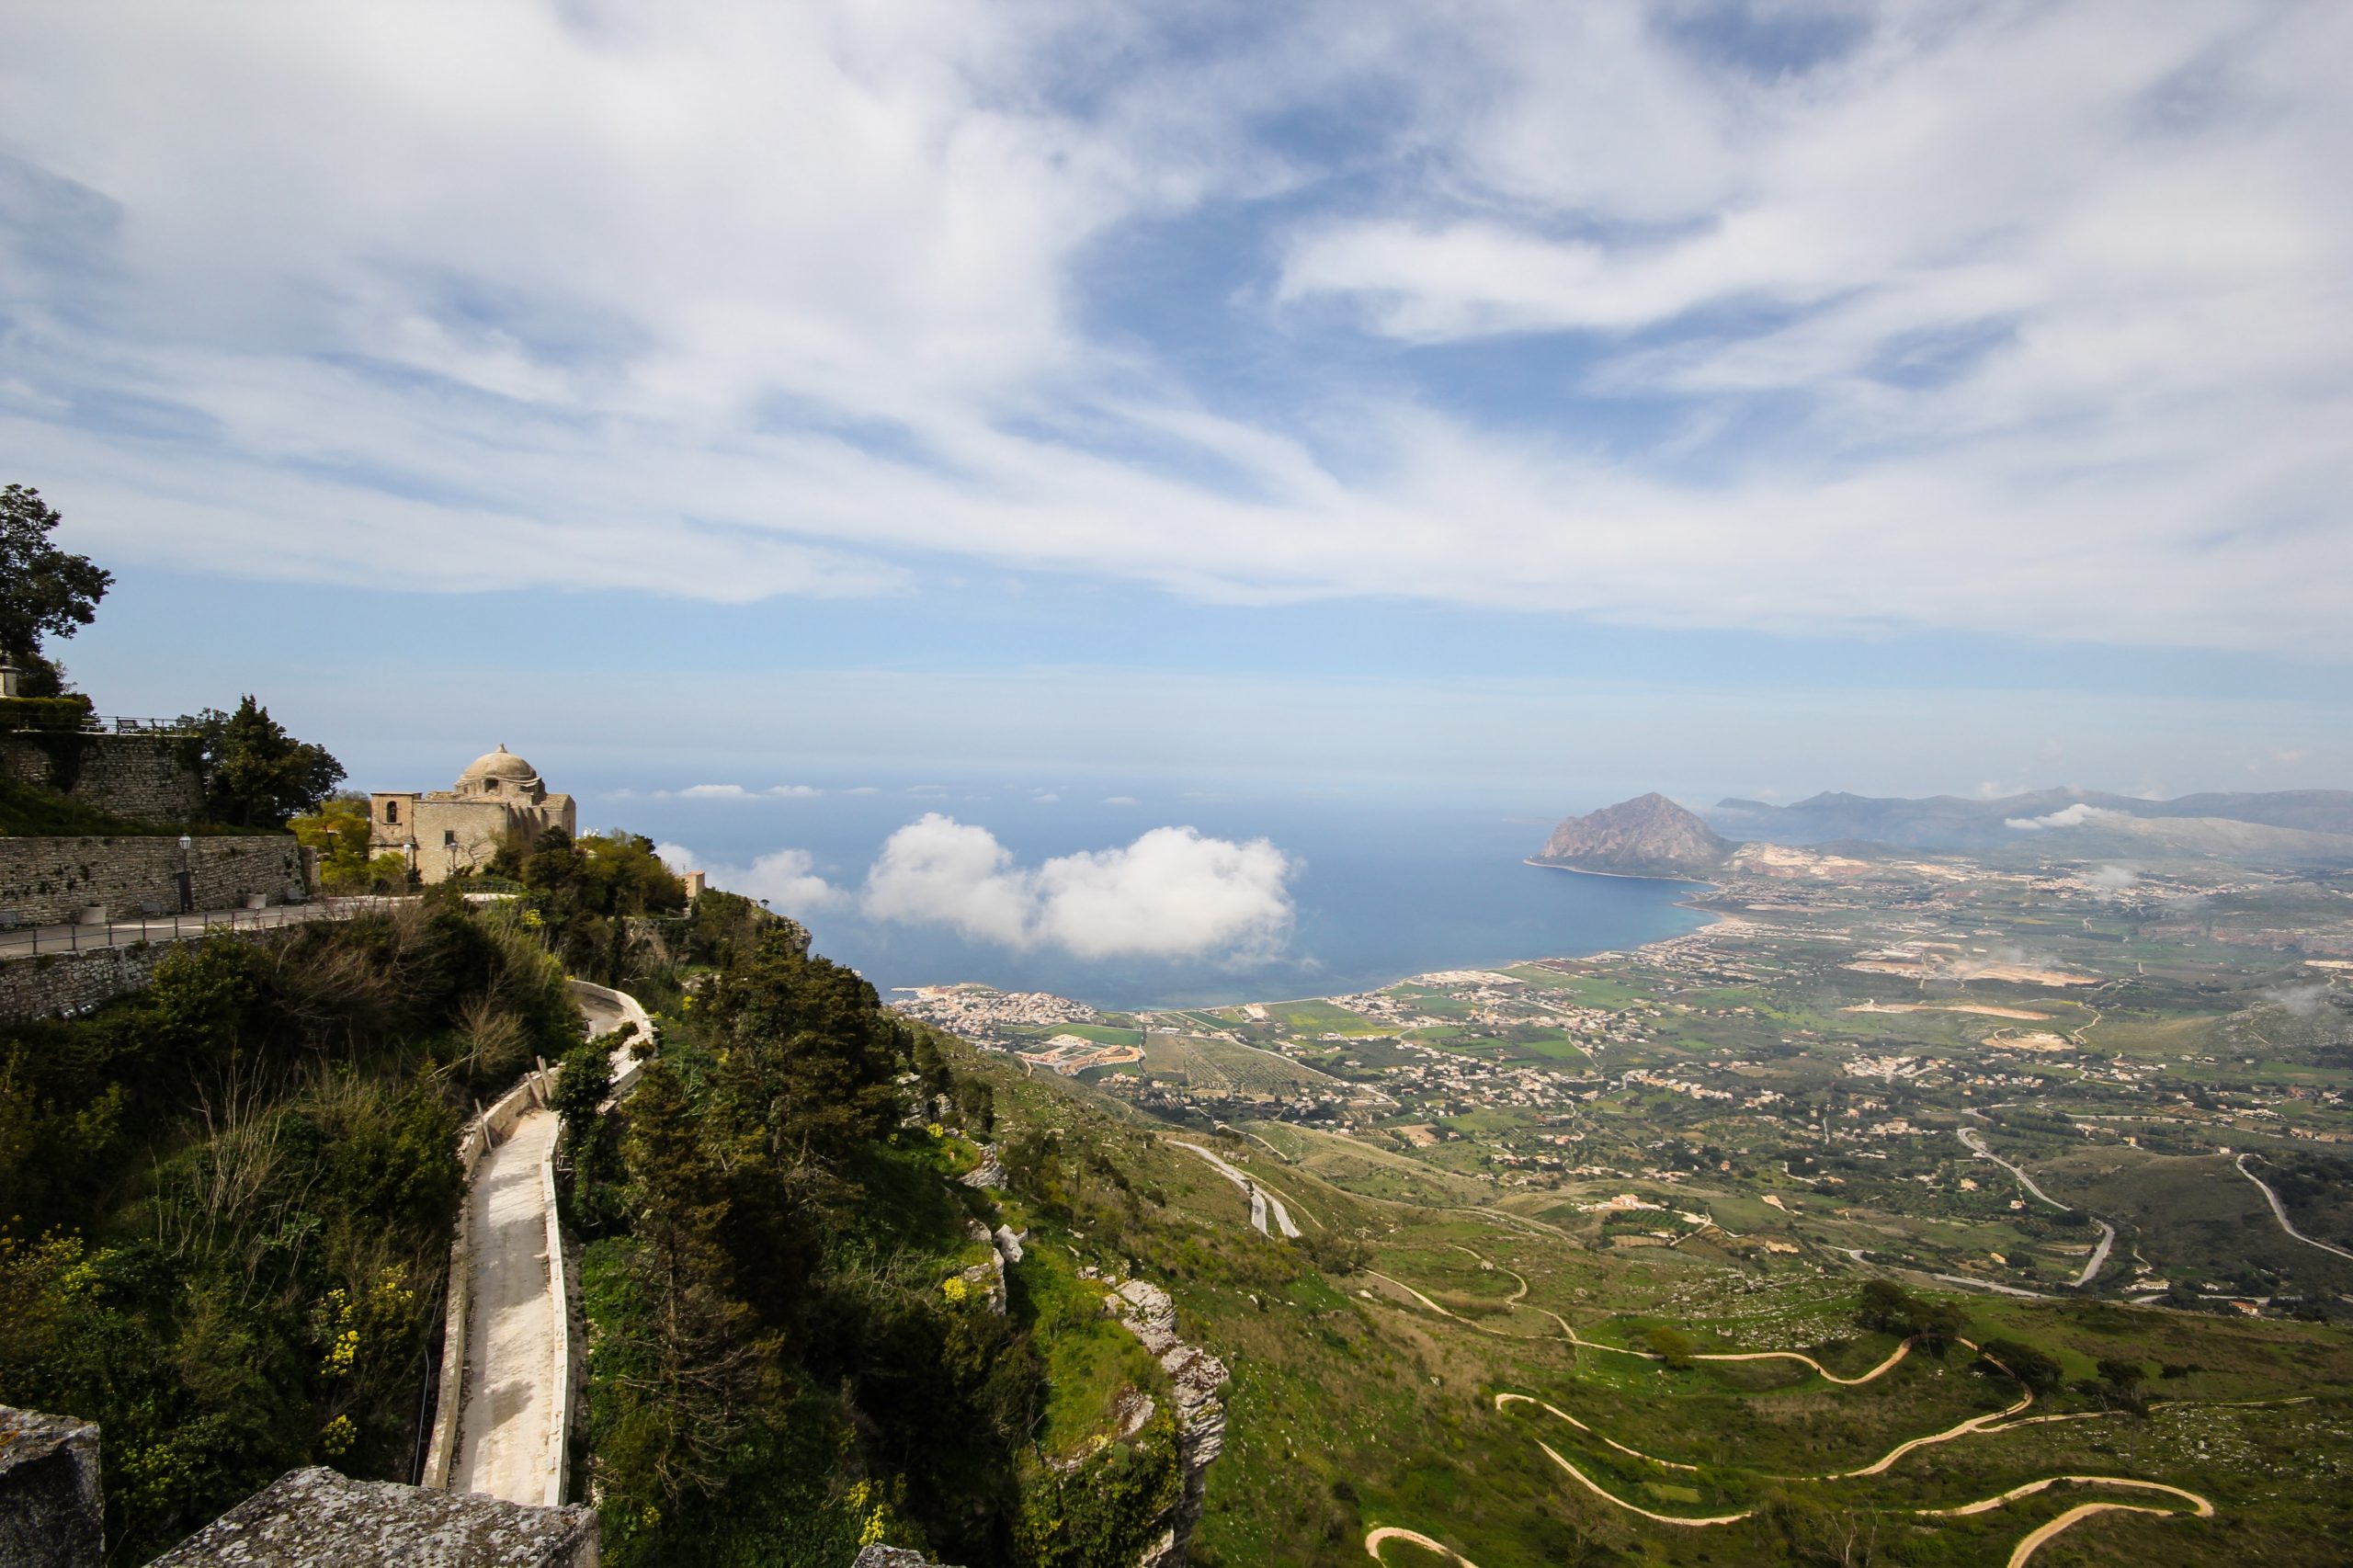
<box><xmin>898</xmin><ymin>864</ymin><xmax>1735</xmax><ymax>1018</ymax></box>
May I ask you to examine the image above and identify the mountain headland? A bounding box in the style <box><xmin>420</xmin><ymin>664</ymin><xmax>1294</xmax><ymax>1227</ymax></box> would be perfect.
<box><xmin>1531</xmin><ymin>791</ymin><xmax>1733</xmax><ymax>880</ymax></box>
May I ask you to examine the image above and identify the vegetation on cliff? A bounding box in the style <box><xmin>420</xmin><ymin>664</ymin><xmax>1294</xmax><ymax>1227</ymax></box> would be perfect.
<box><xmin>0</xmin><ymin>899</ymin><xmax>581</xmax><ymax>1559</ymax></box>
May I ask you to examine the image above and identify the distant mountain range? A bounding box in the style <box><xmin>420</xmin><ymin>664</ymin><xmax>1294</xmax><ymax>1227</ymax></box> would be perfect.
<box><xmin>1534</xmin><ymin>787</ymin><xmax>2353</xmax><ymax>877</ymax></box>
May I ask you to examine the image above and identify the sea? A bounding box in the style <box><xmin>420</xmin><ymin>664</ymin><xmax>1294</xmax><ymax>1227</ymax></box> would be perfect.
<box><xmin>589</xmin><ymin>776</ymin><xmax>1709</xmax><ymax>1011</ymax></box>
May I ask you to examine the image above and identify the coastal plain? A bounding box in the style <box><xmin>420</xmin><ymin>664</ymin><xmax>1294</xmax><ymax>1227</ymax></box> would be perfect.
<box><xmin>899</xmin><ymin>835</ymin><xmax>2353</xmax><ymax>1565</ymax></box>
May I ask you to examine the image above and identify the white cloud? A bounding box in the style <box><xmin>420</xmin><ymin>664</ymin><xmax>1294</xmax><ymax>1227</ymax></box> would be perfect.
<box><xmin>1102</xmin><ymin>795</ymin><xmax>1139</xmax><ymax>807</ymax></box>
<box><xmin>0</xmin><ymin>2</ymin><xmax>2347</xmax><ymax>656</ymax></box>
<box><xmin>657</xmin><ymin>842</ymin><xmax>844</xmax><ymax>915</ymax></box>
<box><xmin>2006</xmin><ymin>802</ymin><xmax>2128</xmax><ymax>831</ymax></box>
<box><xmin>652</xmin><ymin>783</ymin><xmax>822</xmax><ymax>800</ymax></box>
<box><xmin>859</xmin><ymin>812</ymin><xmax>1294</xmax><ymax>960</ymax></box>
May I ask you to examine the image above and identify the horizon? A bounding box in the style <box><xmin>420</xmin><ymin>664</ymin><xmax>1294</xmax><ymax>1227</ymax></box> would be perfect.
<box><xmin>6</xmin><ymin>2</ymin><xmax>2349</xmax><ymax>984</ymax></box>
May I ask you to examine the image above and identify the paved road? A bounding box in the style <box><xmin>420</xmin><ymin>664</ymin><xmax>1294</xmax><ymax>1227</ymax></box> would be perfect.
<box><xmin>1173</xmin><ymin>1141</ymin><xmax>1301</xmax><ymax>1238</ymax></box>
<box><xmin>2235</xmin><ymin>1153</ymin><xmax>2353</xmax><ymax>1262</ymax></box>
<box><xmin>1958</xmin><ymin>1128</ymin><xmax>2115</xmax><ymax>1287</ymax></box>
<box><xmin>0</xmin><ymin>896</ymin><xmax>396</xmax><ymax>961</ymax></box>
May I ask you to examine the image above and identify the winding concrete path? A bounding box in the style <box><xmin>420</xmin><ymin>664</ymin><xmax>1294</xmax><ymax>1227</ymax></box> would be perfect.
<box><xmin>2234</xmin><ymin>1153</ymin><xmax>2353</xmax><ymax>1262</ymax></box>
<box><xmin>448</xmin><ymin>983</ymin><xmax>644</xmax><ymax>1506</ymax></box>
<box><xmin>449</xmin><ymin>1105</ymin><xmax>562</xmax><ymax>1505</ymax></box>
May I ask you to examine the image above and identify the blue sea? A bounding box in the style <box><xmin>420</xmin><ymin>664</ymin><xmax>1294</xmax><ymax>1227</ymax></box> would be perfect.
<box><xmin>583</xmin><ymin>776</ymin><xmax>1708</xmax><ymax>1010</ymax></box>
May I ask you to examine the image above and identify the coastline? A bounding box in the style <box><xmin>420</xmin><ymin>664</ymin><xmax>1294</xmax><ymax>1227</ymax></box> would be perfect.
<box><xmin>897</xmin><ymin>863</ymin><xmax>1734</xmax><ymax>1017</ymax></box>
<box><xmin>1204</xmin><ymin>869</ymin><xmax>1733</xmax><ymax>1013</ymax></box>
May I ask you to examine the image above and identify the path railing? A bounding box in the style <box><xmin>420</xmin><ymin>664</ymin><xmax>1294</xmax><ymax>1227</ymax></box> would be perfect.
<box><xmin>0</xmin><ymin>895</ymin><xmax>405</xmax><ymax>960</ymax></box>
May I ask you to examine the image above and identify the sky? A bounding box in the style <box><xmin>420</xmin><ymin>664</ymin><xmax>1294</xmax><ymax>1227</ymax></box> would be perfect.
<box><xmin>5</xmin><ymin>2</ymin><xmax>2351</xmax><ymax>865</ymax></box>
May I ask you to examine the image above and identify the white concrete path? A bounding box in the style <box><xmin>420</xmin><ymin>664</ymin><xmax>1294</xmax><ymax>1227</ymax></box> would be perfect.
<box><xmin>448</xmin><ymin>984</ymin><xmax>642</xmax><ymax>1506</ymax></box>
<box><xmin>450</xmin><ymin>1106</ymin><xmax>562</xmax><ymax>1505</ymax></box>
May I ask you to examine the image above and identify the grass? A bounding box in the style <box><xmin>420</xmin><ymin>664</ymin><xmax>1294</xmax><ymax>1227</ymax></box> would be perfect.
<box><xmin>1265</xmin><ymin>999</ymin><xmax>1392</xmax><ymax>1036</ymax></box>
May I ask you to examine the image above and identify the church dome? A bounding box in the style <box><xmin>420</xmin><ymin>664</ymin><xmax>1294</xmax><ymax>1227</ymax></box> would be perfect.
<box><xmin>459</xmin><ymin>744</ymin><xmax>541</xmax><ymax>791</ymax></box>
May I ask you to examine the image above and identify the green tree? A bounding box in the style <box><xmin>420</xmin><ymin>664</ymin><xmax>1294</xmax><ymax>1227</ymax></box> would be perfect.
<box><xmin>180</xmin><ymin>697</ymin><xmax>347</xmax><ymax>829</ymax></box>
<box><xmin>2096</xmin><ymin>1356</ymin><xmax>2148</xmax><ymax>1412</ymax></box>
<box><xmin>606</xmin><ymin>1060</ymin><xmax>775</xmax><ymax>1508</ymax></box>
<box><xmin>290</xmin><ymin>794</ymin><xmax>374</xmax><ymax>888</ymax></box>
<box><xmin>1977</xmin><ymin>1337</ymin><xmax>2062</xmax><ymax>1394</ymax></box>
<box><xmin>1644</xmin><ymin>1324</ymin><xmax>1699</xmax><ymax>1369</ymax></box>
<box><xmin>0</xmin><ymin>483</ymin><xmax>112</xmax><ymax>675</ymax></box>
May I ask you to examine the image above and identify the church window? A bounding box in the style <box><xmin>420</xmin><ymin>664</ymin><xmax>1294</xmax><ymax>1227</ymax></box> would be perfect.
<box><xmin>443</xmin><ymin>830</ymin><xmax>457</xmax><ymax>846</ymax></box>
<box><xmin>384</xmin><ymin>800</ymin><xmax>398</xmax><ymax>824</ymax></box>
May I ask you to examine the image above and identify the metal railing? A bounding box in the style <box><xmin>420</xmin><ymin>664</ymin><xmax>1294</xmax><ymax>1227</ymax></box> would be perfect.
<box><xmin>0</xmin><ymin>712</ymin><xmax>202</xmax><ymax>736</ymax></box>
<box><xmin>0</xmin><ymin>895</ymin><xmax>407</xmax><ymax>960</ymax></box>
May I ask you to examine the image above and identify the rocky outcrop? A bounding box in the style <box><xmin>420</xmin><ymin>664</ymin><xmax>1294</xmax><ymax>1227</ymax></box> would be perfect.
<box><xmin>961</xmin><ymin>1220</ymin><xmax>1007</xmax><ymax>1315</ymax></box>
<box><xmin>960</xmin><ymin>1143</ymin><xmax>1007</xmax><ymax>1189</ymax></box>
<box><xmin>1534</xmin><ymin>793</ymin><xmax>1731</xmax><ymax>879</ymax></box>
<box><xmin>147</xmin><ymin>1467</ymin><xmax>597</xmax><ymax>1567</ymax></box>
<box><xmin>1108</xmin><ymin>1280</ymin><xmax>1228</xmax><ymax>1568</ymax></box>
<box><xmin>0</xmin><ymin>1405</ymin><xmax>101</xmax><ymax>1568</ymax></box>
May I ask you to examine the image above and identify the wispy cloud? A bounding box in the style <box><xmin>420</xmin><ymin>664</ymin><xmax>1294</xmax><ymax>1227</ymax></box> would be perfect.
<box><xmin>0</xmin><ymin>2</ymin><xmax>2346</xmax><ymax>658</ymax></box>
<box><xmin>636</xmin><ymin>783</ymin><xmax>822</xmax><ymax>801</ymax></box>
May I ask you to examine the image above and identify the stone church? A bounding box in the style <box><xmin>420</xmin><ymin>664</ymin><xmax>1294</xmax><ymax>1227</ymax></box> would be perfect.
<box><xmin>369</xmin><ymin>744</ymin><xmax>576</xmax><ymax>883</ymax></box>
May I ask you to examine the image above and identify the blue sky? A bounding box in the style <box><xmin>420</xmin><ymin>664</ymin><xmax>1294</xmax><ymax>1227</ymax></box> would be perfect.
<box><xmin>5</xmin><ymin>0</ymin><xmax>2350</xmax><ymax>811</ymax></box>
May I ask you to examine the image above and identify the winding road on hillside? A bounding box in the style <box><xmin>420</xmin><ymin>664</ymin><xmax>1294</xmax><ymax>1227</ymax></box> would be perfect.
<box><xmin>445</xmin><ymin>983</ymin><xmax>646</xmax><ymax>1506</ymax></box>
<box><xmin>1173</xmin><ymin>1141</ymin><xmax>1302</xmax><ymax>1238</ymax></box>
<box><xmin>1958</xmin><ymin>1127</ymin><xmax>2116</xmax><ymax>1287</ymax></box>
<box><xmin>2234</xmin><ymin>1153</ymin><xmax>2353</xmax><ymax>1262</ymax></box>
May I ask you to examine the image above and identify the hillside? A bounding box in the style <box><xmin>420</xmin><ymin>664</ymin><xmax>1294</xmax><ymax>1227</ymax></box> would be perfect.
<box><xmin>1712</xmin><ymin>787</ymin><xmax>2353</xmax><ymax>861</ymax></box>
<box><xmin>1532</xmin><ymin>792</ymin><xmax>1732</xmax><ymax>879</ymax></box>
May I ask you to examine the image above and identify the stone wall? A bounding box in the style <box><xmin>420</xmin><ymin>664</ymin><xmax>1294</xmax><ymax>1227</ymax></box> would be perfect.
<box><xmin>0</xmin><ymin>732</ymin><xmax>204</xmax><ymax>824</ymax></box>
<box><xmin>0</xmin><ymin>942</ymin><xmax>175</xmax><ymax>1022</ymax></box>
<box><xmin>0</xmin><ymin>1405</ymin><xmax>102</xmax><ymax>1568</ymax></box>
<box><xmin>0</xmin><ymin>834</ymin><xmax>305</xmax><ymax>926</ymax></box>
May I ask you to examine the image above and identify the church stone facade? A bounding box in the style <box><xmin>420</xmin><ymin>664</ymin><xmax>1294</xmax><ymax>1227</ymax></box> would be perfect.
<box><xmin>369</xmin><ymin>745</ymin><xmax>576</xmax><ymax>883</ymax></box>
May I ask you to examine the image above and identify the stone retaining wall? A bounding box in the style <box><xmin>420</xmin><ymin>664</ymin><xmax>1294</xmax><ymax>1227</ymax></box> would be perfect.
<box><xmin>0</xmin><ymin>733</ymin><xmax>204</xmax><ymax>824</ymax></box>
<box><xmin>0</xmin><ymin>835</ymin><xmax>304</xmax><ymax>926</ymax></box>
<box><xmin>0</xmin><ymin>942</ymin><xmax>177</xmax><ymax>1022</ymax></box>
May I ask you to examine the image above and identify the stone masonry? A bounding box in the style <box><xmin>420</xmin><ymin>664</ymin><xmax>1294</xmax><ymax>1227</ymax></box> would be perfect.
<box><xmin>0</xmin><ymin>733</ymin><xmax>205</xmax><ymax>824</ymax></box>
<box><xmin>0</xmin><ymin>835</ymin><xmax>305</xmax><ymax>926</ymax></box>
<box><xmin>0</xmin><ymin>941</ymin><xmax>181</xmax><ymax>1022</ymax></box>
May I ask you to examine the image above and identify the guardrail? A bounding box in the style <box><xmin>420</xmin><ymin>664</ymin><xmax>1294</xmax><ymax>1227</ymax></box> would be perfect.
<box><xmin>0</xmin><ymin>896</ymin><xmax>404</xmax><ymax>960</ymax></box>
<box><xmin>0</xmin><ymin>713</ymin><xmax>202</xmax><ymax>736</ymax></box>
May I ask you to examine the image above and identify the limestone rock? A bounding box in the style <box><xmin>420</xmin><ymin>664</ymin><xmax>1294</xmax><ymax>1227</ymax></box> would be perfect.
<box><xmin>147</xmin><ymin>1467</ymin><xmax>596</xmax><ymax>1567</ymax></box>
<box><xmin>960</xmin><ymin>1143</ymin><xmax>1008</xmax><ymax>1189</ymax></box>
<box><xmin>0</xmin><ymin>1404</ymin><xmax>101</xmax><ymax>1568</ymax></box>
<box><xmin>1107</xmin><ymin>1278</ymin><xmax>1229</xmax><ymax>1568</ymax></box>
